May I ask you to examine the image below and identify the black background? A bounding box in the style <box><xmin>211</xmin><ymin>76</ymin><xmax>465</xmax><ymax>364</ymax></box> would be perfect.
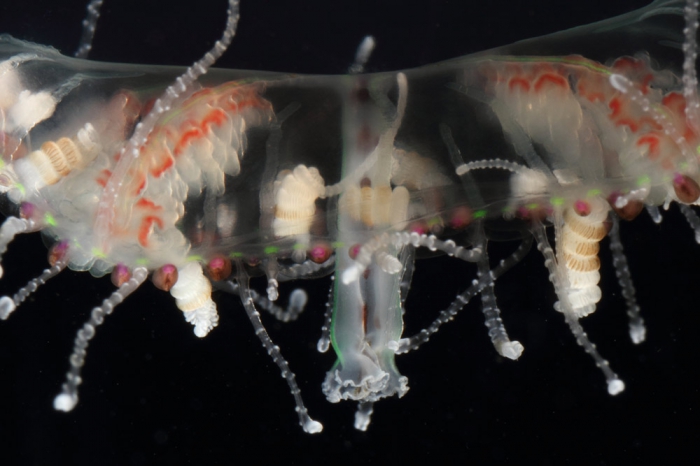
<box><xmin>1</xmin><ymin>0</ymin><xmax>699</xmax><ymax>465</ymax></box>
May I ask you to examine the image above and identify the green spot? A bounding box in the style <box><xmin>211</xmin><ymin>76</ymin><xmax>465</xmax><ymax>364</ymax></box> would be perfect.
<box><xmin>187</xmin><ymin>255</ymin><xmax>203</xmax><ymax>262</ymax></box>
<box><xmin>264</xmin><ymin>246</ymin><xmax>279</xmax><ymax>255</ymax></box>
<box><xmin>526</xmin><ymin>203</ymin><xmax>539</xmax><ymax>210</ymax></box>
<box><xmin>331</xmin><ymin>241</ymin><xmax>345</xmax><ymax>248</ymax></box>
<box><xmin>501</xmin><ymin>206</ymin><xmax>514</xmax><ymax>213</ymax></box>
<box><xmin>229</xmin><ymin>251</ymin><xmax>243</xmax><ymax>258</ymax></box>
<box><xmin>427</xmin><ymin>217</ymin><xmax>441</xmax><ymax>227</ymax></box>
<box><xmin>91</xmin><ymin>247</ymin><xmax>106</xmax><ymax>259</ymax></box>
<box><xmin>501</xmin><ymin>56</ymin><xmax>610</xmax><ymax>75</ymax></box>
<box><xmin>293</xmin><ymin>243</ymin><xmax>306</xmax><ymax>250</ymax></box>
<box><xmin>586</xmin><ymin>189</ymin><xmax>601</xmax><ymax>197</ymax></box>
<box><xmin>473</xmin><ymin>210</ymin><xmax>487</xmax><ymax>219</ymax></box>
<box><xmin>44</xmin><ymin>213</ymin><xmax>57</xmax><ymax>226</ymax></box>
<box><xmin>696</xmin><ymin>145</ymin><xmax>700</xmax><ymax>154</ymax></box>
<box><xmin>14</xmin><ymin>183</ymin><xmax>25</xmax><ymax>195</ymax></box>
<box><xmin>136</xmin><ymin>258</ymin><xmax>149</xmax><ymax>266</ymax></box>
<box><xmin>637</xmin><ymin>175</ymin><xmax>651</xmax><ymax>186</ymax></box>
<box><xmin>550</xmin><ymin>196</ymin><xmax>564</xmax><ymax>206</ymax></box>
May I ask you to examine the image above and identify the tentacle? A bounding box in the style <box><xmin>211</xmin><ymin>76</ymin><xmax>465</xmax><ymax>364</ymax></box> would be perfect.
<box><xmin>316</xmin><ymin>276</ymin><xmax>334</xmax><ymax>353</ymax></box>
<box><xmin>53</xmin><ymin>267</ymin><xmax>148</xmax><ymax>412</ymax></box>
<box><xmin>609</xmin><ymin>215</ymin><xmax>646</xmax><ymax>344</ymax></box>
<box><xmin>0</xmin><ymin>216</ymin><xmax>43</xmax><ymax>278</ymax></box>
<box><xmin>95</xmin><ymin>0</ymin><xmax>242</xmax><ymax>250</ymax></box>
<box><xmin>349</xmin><ymin>36</ymin><xmax>376</xmax><ymax>74</ymax></box>
<box><xmin>0</xmin><ymin>258</ymin><xmax>67</xmax><ymax>320</ymax></box>
<box><xmin>678</xmin><ymin>203</ymin><xmax>700</xmax><ymax>243</ymax></box>
<box><xmin>645</xmin><ymin>204</ymin><xmax>663</xmax><ymax>223</ymax></box>
<box><xmin>396</xmin><ymin>236</ymin><xmax>532</xmax><ymax>354</ymax></box>
<box><xmin>476</xmin><ymin>232</ymin><xmax>524</xmax><ymax>360</ymax></box>
<box><xmin>354</xmin><ymin>401</ymin><xmax>374</xmax><ymax>431</ymax></box>
<box><xmin>74</xmin><ymin>0</ymin><xmax>104</xmax><ymax>59</ymax></box>
<box><xmin>532</xmin><ymin>221</ymin><xmax>625</xmax><ymax>396</ymax></box>
<box><xmin>342</xmin><ymin>231</ymin><xmax>483</xmax><ymax>285</ymax></box>
<box><xmin>215</xmin><ymin>280</ymin><xmax>308</xmax><ymax>323</ymax></box>
<box><xmin>683</xmin><ymin>0</ymin><xmax>700</xmax><ymax>134</ymax></box>
<box><xmin>234</xmin><ymin>268</ymin><xmax>323</xmax><ymax>434</ymax></box>
<box><xmin>278</xmin><ymin>255</ymin><xmax>335</xmax><ymax>281</ymax></box>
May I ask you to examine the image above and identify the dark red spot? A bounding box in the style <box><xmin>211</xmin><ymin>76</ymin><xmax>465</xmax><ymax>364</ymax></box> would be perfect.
<box><xmin>47</xmin><ymin>241</ymin><xmax>69</xmax><ymax>266</ymax></box>
<box><xmin>573</xmin><ymin>200</ymin><xmax>591</xmax><ymax>217</ymax></box>
<box><xmin>449</xmin><ymin>206</ymin><xmax>472</xmax><ymax>230</ymax></box>
<box><xmin>205</xmin><ymin>256</ymin><xmax>232</xmax><ymax>281</ymax></box>
<box><xmin>152</xmin><ymin>264</ymin><xmax>178</xmax><ymax>292</ymax></box>
<box><xmin>308</xmin><ymin>244</ymin><xmax>332</xmax><ymax>264</ymax></box>
<box><xmin>348</xmin><ymin>244</ymin><xmax>362</xmax><ymax>260</ymax></box>
<box><xmin>111</xmin><ymin>264</ymin><xmax>132</xmax><ymax>287</ymax></box>
<box><xmin>673</xmin><ymin>174</ymin><xmax>700</xmax><ymax>203</ymax></box>
<box><xmin>19</xmin><ymin>202</ymin><xmax>36</xmax><ymax>220</ymax></box>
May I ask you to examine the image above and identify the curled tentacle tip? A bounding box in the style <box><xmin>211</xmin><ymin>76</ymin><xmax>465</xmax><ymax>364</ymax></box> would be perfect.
<box><xmin>289</xmin><ymin>288</ymin><xmax>308</xmax><ymax>311</ymax></box>
<box><xmin>630</xmin><ymin>325</ymin><xmax>647</xmax><ymax>344</ymax></box>
<box><xmin>498</xmin><ymin>341</ymin><xmax>524</xmax><ymax>360</ymax></box>
<box><xmin>394</xmin><ymin>338</ymin><xmax>410</xmax><ymax>354</ymax></box>
<box><xmin>607</xmin><ymin>379</ymin><xmax>625</xmax><ymax>396</ymax></box>
<box><xmin>354</xmin><ymin>415</ymin><xmax>371</xmax><ymax>431</ymax></box>
<box><xmin>0</xmin><ymin>296</ymin><xmax>16</xmax><ymax>320</ymax></box>
<box><xmin>53</xmin><ymin>393</ymin><xmax>78</xmax><ymax>412</ymax></box>
<box><xmin>303</xmin><ymin>419</ymin><xmax>323</xmax><ymax>434</ymax></box>
<box><xmin>316</xmin><ymin>338</ymin><xmax>330</xmax><ymax>353</ymax></box>
<box><xmin>266</xmin><ymin>284</ymin><xmax>279</xmax><ymax>302</ymax></box>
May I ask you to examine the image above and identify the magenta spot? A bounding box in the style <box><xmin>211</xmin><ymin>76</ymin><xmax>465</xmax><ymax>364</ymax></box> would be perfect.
<box><xmin>309</xmin><ymin>244</ymin><xmax>331</xmax><ymax>263</ymax></box>
<box><xmin>409</xmin><ymin>223</ymin><xmax>427</xmax><ymax>235</ymax></box>
<box><xmin>111</xmin><ymin>264</ymin><xmax>131</xmax><ymax>287</ymax></box>
<box><xmin>153</xmin><ymin>264</ymin><xmax>178</xmax><ymax>291</ymax></box>
<box><xmin>348</xmin><ymin>244</ymin><xmax>361</xmax><ymax>260</ymax></box>
<box><xmin>449</xmin><ymin>207</ymin><xmax>472</xmax><ymax>230</ymax></box>
<box><xmin>209</xmin><ymin>257</ymin><xmax>225</xmax><ymax>269</ymax></box>
<box><xmin>48</xmin><ymin>240</ymin><xmax>69</xmax><ymax>266</ymax></box>
<box><xmin>574</xmin><ymin>200</ymin><xmax>591</xmax><ymax>216</ymax></box>
<box><xmin>19</xmin><ymin>202</ymin><xmax>36</xmax><ymax>219</ymax></box>
<box><xmin>206</xmin><ymin>256</ymin><xmax>232</xmax><ymax>281</ymax></box>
